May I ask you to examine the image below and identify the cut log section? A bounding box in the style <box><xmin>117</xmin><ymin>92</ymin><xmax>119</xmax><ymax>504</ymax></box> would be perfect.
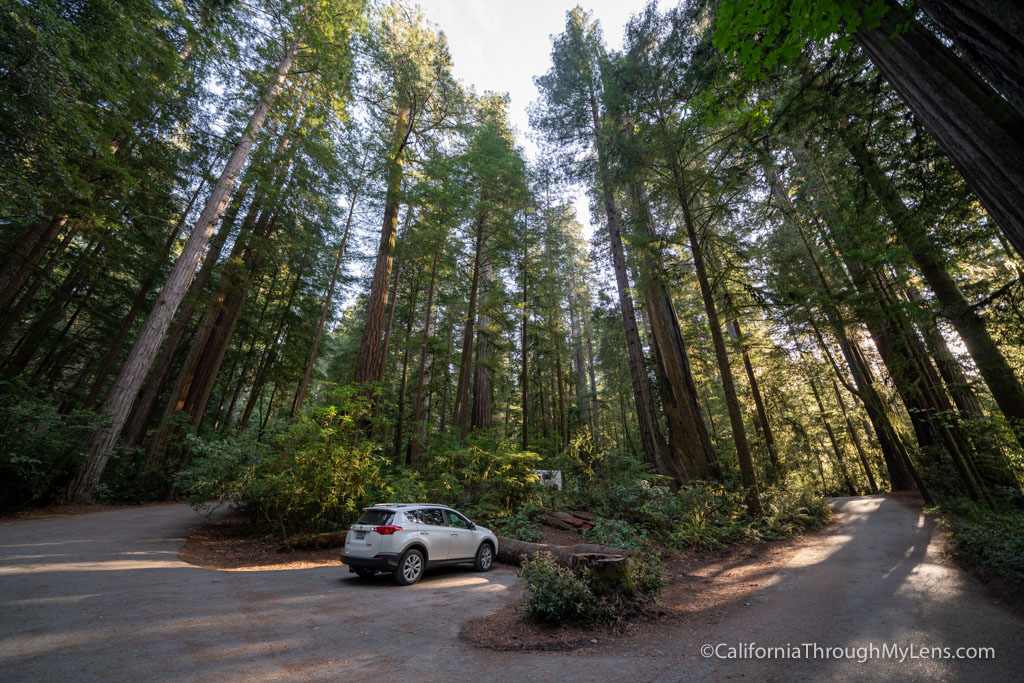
<box><xmin>543</xmin><ymin>510</ymin><xmax>596</xmax><ymax>531</ymax></box>
<box><xmin>495</xmin><ymin>534</ymin><xmax>625</xmax><ymax>567</ymax></box>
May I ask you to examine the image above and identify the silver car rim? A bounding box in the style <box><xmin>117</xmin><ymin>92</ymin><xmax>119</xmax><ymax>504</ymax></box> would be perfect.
<box><xmin>480</xmin><ymin>546</ymin><xmax>492</xmax><ymax>569</ymax></box>
<box><xmin>403</xmin><ymin>554</ymin><xmax>422</xmax><ymax>582</ymax></box>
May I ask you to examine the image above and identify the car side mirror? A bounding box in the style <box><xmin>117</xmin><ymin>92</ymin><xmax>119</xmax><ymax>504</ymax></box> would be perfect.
<box><xmin>468</xmin><ymin>522</ymin><xmax>476</xmax><ymax>530</ymax></box>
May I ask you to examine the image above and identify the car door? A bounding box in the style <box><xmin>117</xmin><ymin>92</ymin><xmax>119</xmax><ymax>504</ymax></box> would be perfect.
<box><xmin>445</xmin><ymin>510</ymin><xmax>477</xmax><ymax>560</ymax></box>
<box><xmin>415</xmin><ymin>508</ymin><xmax>450</xmax><ymax>561</ymax></box>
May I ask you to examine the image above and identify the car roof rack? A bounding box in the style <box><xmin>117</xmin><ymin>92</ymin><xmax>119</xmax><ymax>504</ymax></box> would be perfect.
<box><xmin>370</xmin><ymin>503</ymin><xmax>450</xmax><ymax>508</ymax></box>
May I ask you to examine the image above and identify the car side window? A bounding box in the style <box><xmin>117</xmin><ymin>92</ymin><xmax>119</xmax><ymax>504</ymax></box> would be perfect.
<box><xmin>404</xmin><ymin>510</ymin><xmax>420</xmax><ymax>524</ymax></box>
<box><xmin>445</xmin><ymin>510</ymin><xmax>471</xmax><ymax>529</ymax></box>
<box><xmin>418</xmin><ymin>509</ymin><xmax>444</xmax><ymax>526</ymax></box>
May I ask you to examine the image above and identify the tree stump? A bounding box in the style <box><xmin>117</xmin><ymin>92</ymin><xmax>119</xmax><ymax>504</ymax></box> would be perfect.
<box><xmin>572</xmin><ymin>553</ymin><xmax>634</xmax><ymax>598</ymax></box>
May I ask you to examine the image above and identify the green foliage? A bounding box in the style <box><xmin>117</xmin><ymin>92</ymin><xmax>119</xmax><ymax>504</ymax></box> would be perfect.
<box><xmin>937</xmin><ymin>499</ymin><xmax>1024</xmax><ymax>582</ymax></box>
<box><xmin>582</xmin><ymin>518</ymin><xmax>647</xmax><ymax>551</ymax></box>
<box><xmin>491</xmin><ymin>505</ymin><xmax>544</xmax><ymax>542</ymax></box>
<box><xmin>712</xmin><ymin>0</ymin><xmax>892</xmax><ymax>77</ymax></box>
<box><xmin>518</xmin><ymin>547</ymin><xmax>665</xmax><ymax>625</ymax></box>
<box><xmin>178</xmin><ymin>388</ymin><xmax>392</xmax><ymax>536</ymax></box>
<box><xmin>518</xmin><ymin>551</ymin><xmax>600</xmax><ymax>623</ymax></box>
<box><xmin>417</xmin><ymin>433</ymin><xmax>542</xmax><ymax>518</ymax></box>
<box><xmin>627</xmin><ymin>549</ymin><xmax>665</xmax><ymax>596</ymax></box>
<box><xmin>0</xmin><ymin>383</ymin><xmax>99</xmax><ymax>511</ymax></box>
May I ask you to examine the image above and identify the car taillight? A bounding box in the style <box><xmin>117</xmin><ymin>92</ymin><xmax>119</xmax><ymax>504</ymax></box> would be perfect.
<box><xmin>375</xmin><ymin>525</ymin><xmax>402</xmax><ymax>535</ymax></box>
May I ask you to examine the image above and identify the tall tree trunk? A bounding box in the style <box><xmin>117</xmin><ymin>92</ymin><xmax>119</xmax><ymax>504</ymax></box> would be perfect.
<box><xmin>454</xmin><ymin>215</ymin><xmax>484</xmax><ymax>437</ymax></box>
<box><xmin>832</xmin><ymin>378</ymin><xmax>879</xmax><ymax>493</ymax></box>
<box><xmin>67</xmin><ymin>40</ymin><xmax>299</xmax><ymax>501</ymax></box>
<box><xmin>81</xmin><ymin>174</ymin><xmax>208</xmax><ymax>409</ymax></box>
<box><xmin>121</xmin><ymin>183</ymin><xmax>249</xmax><ymax>449</ymax></box>
<box><xmin>393</xmin><ymin>279</ymin><xmax>420</xmax><ymax>462</ymax></box>
<box><xmin>568</xmin><ymin>270</ymin><xmax>590</xmax><ymax>434</ymax></box>
<box><xmin>0</xmin><ymin>211</ymin><xmax>69</xmax><ymax>312</ymax></box>
<box><xmin>587</xmin><ymin>83</ymin><xmax>668</xmax><ymax>475</ymax></box>
<box><xmin>353</xmin><ymin>105</ymin><xmax>411</xmax><ymax>386</ymax></box>
<box><xmin>471</xmin><ymin>259</ymin><xmax>494</xmax><ymax>430</ymax></box>
<box><xmin>809</xmin><ymin>375</ymin><xmax>857</xmax><ymax>496</ymax></box>
<box><xmin>0</xmin><ymin>222</ymin><xmax>77</xmax><ymax>346</ymax></box>
<box><xmin>725</xmin><ymin>309</ymin><xmax>781</xmax><ymax>479</ymax></box>
<box><xmin>521</xmin><ymin>257</ymin><xmax>530</xmax><ymax>451</ymax></box>
<box><xmin>914</xmin><ymin>0</ymin><xmax>1024</xmax><ymax>116</ymax></box>
<box><xmin>291</xmin><ymin>184</ymin><xmax>359</xmax><ymax>418</ymax></box>
<box><xmin>842</xmin><ymin>127</ymin><xmax>1024</xmax><ymax>447</ymax></box>
<box><xmin>628</xmin><ymin>182</ymin><xmax>717</xmax><ymax>482</ymax></box>
<box><xmin>409</xmin><ymin>251</ymin><xmax>439</xmax><ymax>465</ymax></box>
<box><xmin>851</xmin><ymin>1</ymin><xmax>1024</xmax><ymax>257</ymax></box>
<box><xmin>674</xmin><ymin>170</ymin><xmax>762</xmax><ymax>516</ymax></box>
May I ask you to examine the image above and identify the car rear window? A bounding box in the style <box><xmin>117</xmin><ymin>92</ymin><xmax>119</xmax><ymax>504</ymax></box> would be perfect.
<box><xmin>356</xmin><ymin>509</ymin><xmax>393</xmax><ymax>526</ymax></box>
<box><xmin>413</xmin><ymin>509</ymin><xmax>445</xmax><ymax>526</ymax></box>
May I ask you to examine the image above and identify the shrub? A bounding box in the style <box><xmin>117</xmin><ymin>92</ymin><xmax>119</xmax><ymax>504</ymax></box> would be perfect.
<box><xmin>492</xmin><ymin>507</ymin><xmax>543</xmax><ymax>542</ymax></box>
<box><xmin>938</xmin><ymin>498</ymin><xmax>1024</xmax><ymax>581</ymax></box>
<box><xmin>518</xmin><ymin>552</ymin><xmax>598</xmax><ymax>623</ymax></box>
<box><xmin>582</xmin><ymin>517</ymin><xmax>647</xmax><ymax>551</ymax></box>
<box><xmin>0</xmin><ymin>383</ymin><xmax>100</xmax><ymax>511</ymax></box>
<box><xmin>627</xmin><ymin>549</ymin><xmax>665</xmax><ymax>596</ymax></box>
<box><xmin>177</xmin><ymin>387</ymin><xmax>393</xmax><ymax>536</ymax></box>
<box><xmin>417</xmin><ymin>432</ymin><xmax>542</xmax><ymax>517</ymax></box>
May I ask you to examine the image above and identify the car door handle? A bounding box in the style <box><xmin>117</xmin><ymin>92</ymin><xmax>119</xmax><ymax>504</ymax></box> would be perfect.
<box><xmin>450</xmin><ymin>532</ymin><xmax>458</xmax><ymax>536</ymax></box>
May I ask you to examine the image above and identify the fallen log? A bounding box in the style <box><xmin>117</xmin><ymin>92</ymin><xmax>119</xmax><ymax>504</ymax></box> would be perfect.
<box><xmin>495</xmin><ymin>534</ymin><xmax>626</xmax><ymax>567</ymax></box>
<box><xmin>277</xmin><ymin>530</ymin><xmax>349</xmax><ymax>551</ymax></box>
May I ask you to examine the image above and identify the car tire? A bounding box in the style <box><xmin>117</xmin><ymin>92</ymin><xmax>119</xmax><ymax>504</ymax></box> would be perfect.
<box><xmin>474</xmin><ymin>542</ymin><xmax>494</xmax><ymax>572</ymax></box>
<box><xmin>354</xmin><ymin>568</ymin><xmax>376</xmax><ymax>579</ymax></box>
<box><xmin>394</xmin><ymin>548</ymin><xmax>424</xmax><ymax>585</ymax></box>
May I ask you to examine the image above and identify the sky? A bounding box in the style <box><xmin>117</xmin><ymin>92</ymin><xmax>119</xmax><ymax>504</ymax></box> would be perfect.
<box><xmin>414</xmin><ymin>0</ymin><xmax>663</xmax><ymax>235</ymax></box>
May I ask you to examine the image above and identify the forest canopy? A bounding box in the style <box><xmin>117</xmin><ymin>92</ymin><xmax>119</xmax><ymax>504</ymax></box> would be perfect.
<box><xmin>1</xmin><ymin>0</ymin><xmax>1022</xmax><ymax>577</ymax></box>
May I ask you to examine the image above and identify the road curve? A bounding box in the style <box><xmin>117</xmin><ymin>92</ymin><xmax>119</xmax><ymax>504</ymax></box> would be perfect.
<box><xmin>0</xmin><ymin>495</ymin><xmax>1021</xmax><ymax>681</ymax></box>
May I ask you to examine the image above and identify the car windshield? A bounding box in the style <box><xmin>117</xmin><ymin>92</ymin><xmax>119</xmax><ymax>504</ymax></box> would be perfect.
<box><xmin>356</xmin><ymin>509</ymin><xmax>393</xmax><ymax>526</ymax></box>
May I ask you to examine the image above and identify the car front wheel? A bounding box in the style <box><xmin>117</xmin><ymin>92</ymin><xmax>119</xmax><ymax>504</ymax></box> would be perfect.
<box><xmin>474</xmin><ymin>542</ymin><xmax>494</xmax><ymax>572</ymax></box>
<box><xmin>394</xmin><ymin>548</ymin><xmax>424</xmax><ymax>585</ymax></box>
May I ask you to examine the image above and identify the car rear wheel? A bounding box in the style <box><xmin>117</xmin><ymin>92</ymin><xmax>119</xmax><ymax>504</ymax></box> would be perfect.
<box><xmin>394</xmin><ymin>548</ymin><xmax>424</xmax><ymax>585</ymax></box>
<box><xmin>474</xmin><ymin>542</ymin><xmax>494</xmax><ymax>572</ymax></box>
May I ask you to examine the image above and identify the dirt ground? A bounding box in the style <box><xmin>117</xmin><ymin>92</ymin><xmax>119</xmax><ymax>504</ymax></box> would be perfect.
<box><xmin>460</xmin><ymin>528</ymin><xmax>815</xmax><ymax>651</ymax></box>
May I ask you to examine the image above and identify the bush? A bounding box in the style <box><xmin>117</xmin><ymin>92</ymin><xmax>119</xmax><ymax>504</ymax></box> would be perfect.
<box><xmin>627</xmin><ymin>549</ymin><xmax>665</xmax><ymax>596</ymax></box>
<box><xmin>0</xmin><ymin>383</ymin><xmax>100</xmax><ymax>511</ymax></box>
<box><xmin>417</xmin><ymin>432</ymin><xmax>542</xmax><ymax>518</ymax></box>
<box><xmin>938</xmin><ymin>498</ymin><xmax>1024</xmax><ymax>581</ymax></box>
<box><xmin>492</xmin><ymin>506</ymin><xmax>543</xmax><ymax>541</ymax></box>
<box><xmin>177</xmin><ymin>387</ymin><xmax>395</xmax><ymax>536</ymax></box>
<box><xmin>518</xmin><ymin>552</ymin><xmax>599</xmax><ymax>623</ymax></box>
<box><xmin>582</xmin><ymin>518</ymin><xmax>647</xmax><ymax>551</ymax></box>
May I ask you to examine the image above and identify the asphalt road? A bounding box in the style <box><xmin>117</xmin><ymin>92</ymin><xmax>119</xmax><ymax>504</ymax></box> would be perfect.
<box><xmin>1</xmin><ymin>496</ymin><xmax>1021</xmax><ymax>681</ymax></box>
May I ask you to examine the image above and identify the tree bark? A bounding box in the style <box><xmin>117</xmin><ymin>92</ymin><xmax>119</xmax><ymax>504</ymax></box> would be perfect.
<box><xmin>353</xmin><ymin>105</ymin><xmax>410</xmax><ymax>386</ymax></box>
<box><xmin>852</xmin><ymin>2</ymin><xmax>1024</xmax><ymax>257</ymax></box>
<box><xmin>408</xmin><ymin>251</ymin><xmax>439</xmax><ymax>465</ymax></box>
<box><xmin>66</xmin><ymin>41</ymin><xmax>298</xmax><ymax>501</ymax></box>
<box><xmin>629</xmin><ymin>182</ymin><xmax>718</xmax><ymax>482</ymax></box>
<box><xmin>292</xmin><ymin>180</ymin><xmax>361</xmax><ymax>418</ymax></box>
<box><xmin>674</xmin><ymin>170</ymin><xmax>761</xmax><ymax>516</ymax></box>
<box><xmin>453</xmin><ymin>215</ymin><xmax>484</xmax><ymax>437</ymax></box>
<box><xmin>843</xmin><ymin>127</ymin><xmax>1024</xmax><ymax>447</ymax></box>
<box><xmin>914</xmin><ymin>0</ymin><xmax>1024</xmax><ymax>117</ymax></box>
<box><xmin>471</xmin><ymin>259</ymin><xmax>494</xmax><ymax>430</ymax></box>
<box><xmin>725</xmin><ymin>311</ymin><xmax>781</xmax><ymax>479</ymax></box>
<box><xmin>587</xmin><ymin>84</ymin><xmax>668</xmax><ymax>475</ymax></box>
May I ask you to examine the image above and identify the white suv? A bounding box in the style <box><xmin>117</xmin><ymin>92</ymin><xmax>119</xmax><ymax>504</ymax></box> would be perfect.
<box><xmin>340</xmin><ymin>504</ymin><xmax>499</xmax><ymax>585</ymax></box>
